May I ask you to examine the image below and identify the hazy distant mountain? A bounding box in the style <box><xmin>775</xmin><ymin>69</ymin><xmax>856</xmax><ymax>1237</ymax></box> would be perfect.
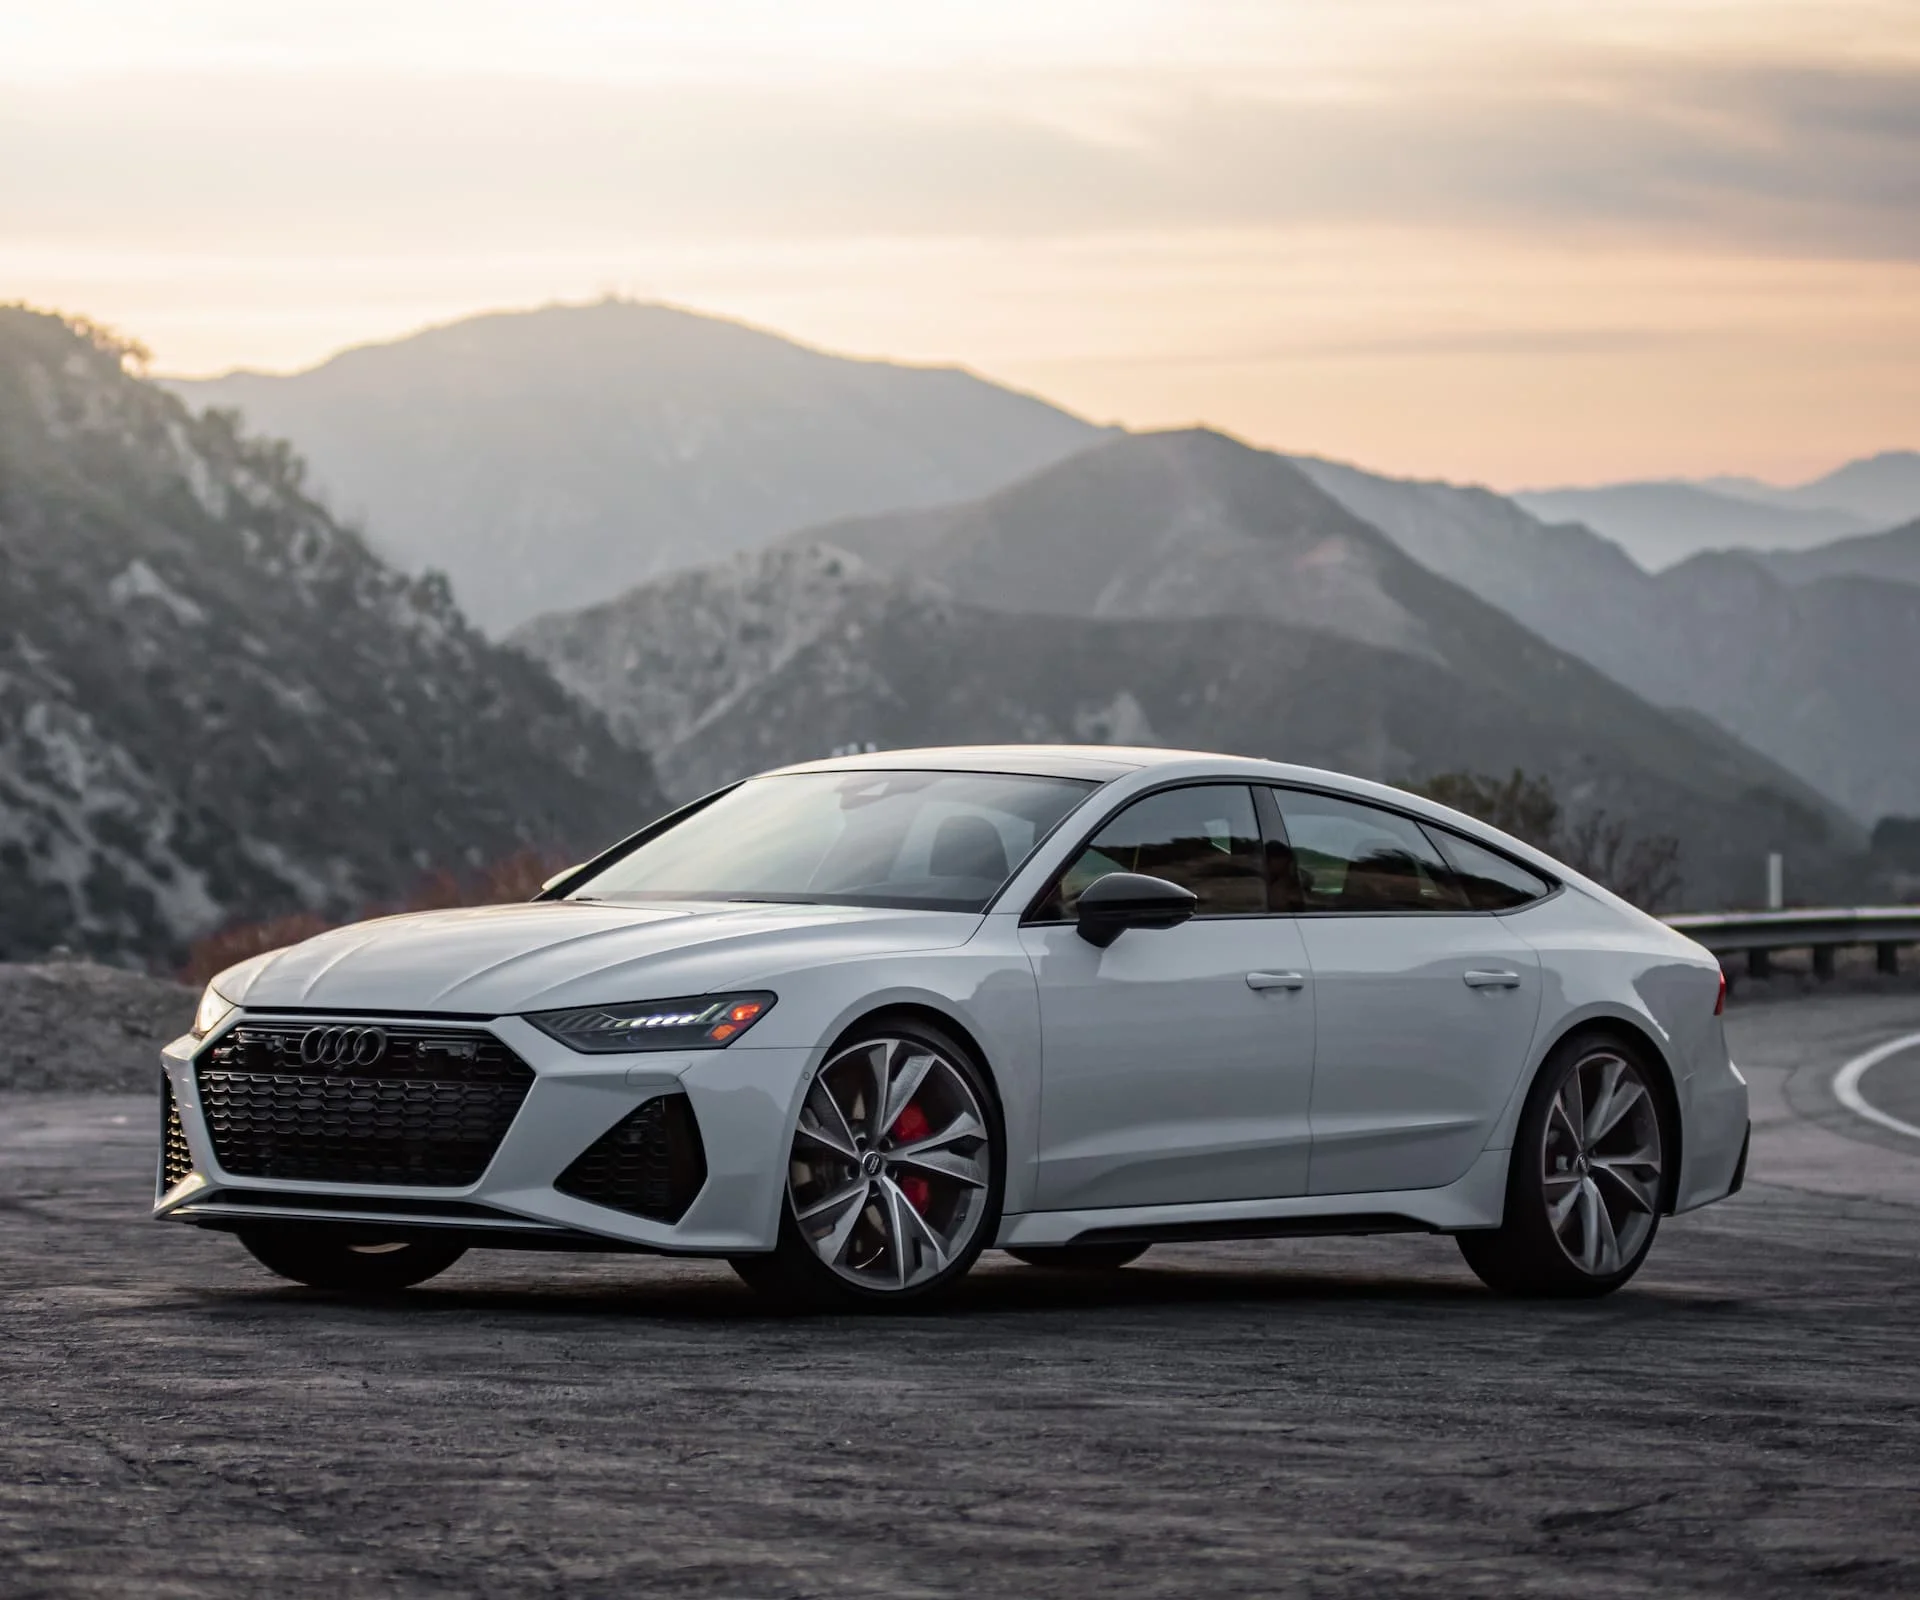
<box><xmin>1510</xmin><ymin>482</ymin><xmax>1870</xmax><ymax>570</ymax></box>
<box><xmin>1295</xmin><ymin>458</ymin><xmax>1920</xmax><ymax>825</ymax></box>
<box><xmin>1516</xmin><ymin>450</ymin><xmax>1920</xmax><ymax>570</ymax></box>
<box><xmin>519</xmin><ymin>430</ymin><xmax>1854</xmax><ymax>908</ymax></box>
<box><xmin>1753</xmin><ymin>519</ymin><xmax>1920</xmax><ymax>589</ymax></box>
<box><xmin>170</xmin><ymin>301</ymin><xmax>1106</xmax><ymax>632</ymax></box>
<box><xmin>1292</xmin><ymin>457</ymin><xmax>1650</xmax><ymax>647</ymax></box>
<box><xmin>1705</xmin><ymin>451</ymin><xmax>1920</xmax><ymax>527</ymax></box>
<box><xmin>0</xmin><ymin>308</ymin><xmax>661</xmax><ymax>963</ymax></box>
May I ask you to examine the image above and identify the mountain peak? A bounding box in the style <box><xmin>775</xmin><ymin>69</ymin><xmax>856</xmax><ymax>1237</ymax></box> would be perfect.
<box><xmin>167</xmin><ymin>302</ymin><xmax>1104</xmax><ymax>630</ymax></box>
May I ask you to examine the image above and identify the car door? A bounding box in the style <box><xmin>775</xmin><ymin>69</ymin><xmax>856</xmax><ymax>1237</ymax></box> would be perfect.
<box><xmin>1020</xmin><ymin>784</ymin><xmax>1316</xmax><ymax>1211</ymax></box>
<box><xmin>1270</xmin><ymin>787</ymin><xmax>1545</xmax><ymax>1197</ymax></box>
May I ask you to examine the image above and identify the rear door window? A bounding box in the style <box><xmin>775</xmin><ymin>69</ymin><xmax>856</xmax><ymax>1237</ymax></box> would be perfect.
<box><xmin>1271</xmin><ymin>790</ymin><xmax>1469</xmax><ymax>913</ymax></box>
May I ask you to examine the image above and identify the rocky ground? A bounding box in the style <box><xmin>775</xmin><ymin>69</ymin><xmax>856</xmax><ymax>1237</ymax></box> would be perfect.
<box><xmin>1</xmin><ymin>992</ymin><xmax>1917</xmax><ymax>1597</ymax></box>
<box><xmin>0</xmin><ymin>960</ymin><xmax>191</xmax><ymax>1092</ymax></box>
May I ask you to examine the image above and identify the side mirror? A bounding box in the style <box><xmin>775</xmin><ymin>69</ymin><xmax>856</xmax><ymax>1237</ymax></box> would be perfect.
<box><xmin>540</xmin><ymin>864</ymin><xmax>586</xmax><ymax>894</ymax></box>
<box><xmin>1076</xmin><ymin>872</ymin><xmax>1198</xmax><ymax>948</ymax></box>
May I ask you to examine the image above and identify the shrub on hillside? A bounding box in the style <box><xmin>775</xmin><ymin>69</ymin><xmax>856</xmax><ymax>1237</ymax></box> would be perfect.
<box><xmin>178</xmin><ymin>850</ymin><xmax>567</xmax><ymax>986</ymax></box>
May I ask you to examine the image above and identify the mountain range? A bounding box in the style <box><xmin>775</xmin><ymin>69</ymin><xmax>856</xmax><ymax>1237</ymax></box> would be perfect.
<box><xmin>171</xmin><ymin>301</ymin><xmax>1106</xmax><ymax>632</ymax></box>
<box><xmin>0</xmin><ymin>308</ymin><xmax>661</xmax><ymax>964</ymax></box>
<box><xmin>1294</xmin><ymin>460</ymin><xmax>1920</xmax><ymax>825</ymax></box>
<box><xmin>12</xmin><ymin>293</ymin><xmax>1896</xmax><ymax>940</ymax></box>
<box><xmin>165</xmin><ymin>304</ymin><xmax>1920</xmax><ymax>828</ymax></box>
<box><xmin>1513</xmin><ymin>452</ymin><xmax>1920</xmax><ymax>571</ymax></box>
<box><xmin>517</xmin><ymin>430</ymin><xmax>1857</xmax><ymax>908</ymax></box>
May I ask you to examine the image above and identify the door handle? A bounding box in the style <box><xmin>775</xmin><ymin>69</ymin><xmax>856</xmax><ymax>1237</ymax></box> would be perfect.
<box><xmin>1246</xmin><ymin>971</ymin><xmax>1307</xmax><ymax>991</ymax></box>
<box><xmin>1463</xmin><ymin>969</ymin><xmax>1522</xmax><ymax>989</ymax></box>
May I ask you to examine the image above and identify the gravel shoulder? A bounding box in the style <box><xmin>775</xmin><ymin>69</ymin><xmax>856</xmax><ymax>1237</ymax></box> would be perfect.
<box><xmin>0</xmin><ymin>996</ymin><xmax>1916</xmax><ymax>1599</ymax></box>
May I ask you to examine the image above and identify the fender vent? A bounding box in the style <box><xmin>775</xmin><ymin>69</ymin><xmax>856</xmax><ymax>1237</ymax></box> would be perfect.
<box><xmin>556</xmin><ymin>1094</ymin><xmax>707</xmax><ymax>1223</ymax></box>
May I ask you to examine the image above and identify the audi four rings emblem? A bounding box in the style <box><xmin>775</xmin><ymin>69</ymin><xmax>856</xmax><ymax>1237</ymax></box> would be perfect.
<box><xmin>299</xmin><ymin>1024</ymin><xmax>388</xmax><ymax>1070</ymax></box>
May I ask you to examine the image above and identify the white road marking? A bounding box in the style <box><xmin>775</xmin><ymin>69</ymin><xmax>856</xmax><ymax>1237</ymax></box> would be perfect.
<box><xmin>1833</xmin><ymin>1031</ymin><xmax>1920</xmax><ymax>1142</ymax></box>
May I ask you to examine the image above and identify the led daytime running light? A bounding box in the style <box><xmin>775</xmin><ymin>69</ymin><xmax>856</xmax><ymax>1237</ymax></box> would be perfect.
<box><xmin>527</xmin><ymin>992</ymin><xmax>775</xmax><ymax>1054</ymax></box>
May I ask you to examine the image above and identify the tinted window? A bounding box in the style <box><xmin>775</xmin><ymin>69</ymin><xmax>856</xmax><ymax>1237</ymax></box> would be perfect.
<box><xmin>1273</xmin><ymin>790</ymin><xmax>1468</xmax><ymax>913</ymax></box>
<box><xmin>1427</xmin><ymin>828</ymin><xmax>1553</xmax><ymax>910</ymax></box>
<box><xmin>1039</xmin><ymin>785</ymin><xmax>1267</xmax><ymax>918</ymax></box>
<box><xmin>571</xmin><ymin>770</ymin><xmax>1093</xmax><ymax>912</ymax></box>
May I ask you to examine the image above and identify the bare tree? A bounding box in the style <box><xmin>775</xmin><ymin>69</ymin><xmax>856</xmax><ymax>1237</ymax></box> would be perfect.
<box><xmin>1414</xmin><ymin>769</ymin><xmax>1683</xmax><ymax>912</ymax></box>
<box><xmin>1558</xmin><ymin>811</ymin><xmax>1684</xmax><ymax>911</ymax></box>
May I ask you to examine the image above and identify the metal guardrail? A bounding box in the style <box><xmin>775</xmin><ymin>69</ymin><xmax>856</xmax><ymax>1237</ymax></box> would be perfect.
<box><xmin>1664</xmin><ymin>908</ymin><xmax>1920</xmax><ymax>979</ymax></box>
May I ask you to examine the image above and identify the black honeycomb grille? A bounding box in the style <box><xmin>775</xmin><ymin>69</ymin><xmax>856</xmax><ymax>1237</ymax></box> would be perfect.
<box><xmin>196</xmin><ymin>1020</ymin><xmax>533</xmax><ymax>1187</ymax></box>
<box><xmin>161</xmin><ymin>1077</ymin><xmax>193</xmax><ymax>1190</ymax></box>
<box><xmin>556</xmin><ymin>1094</ymin><xmax>707</xmax><ymax>1223</ymax></box>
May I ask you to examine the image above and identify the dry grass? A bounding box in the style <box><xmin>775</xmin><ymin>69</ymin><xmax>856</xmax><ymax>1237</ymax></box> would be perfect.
<box><xmin>178</xmin><ymin>851</ymin><xmax>566</xmax><ymax>986</ymax></box>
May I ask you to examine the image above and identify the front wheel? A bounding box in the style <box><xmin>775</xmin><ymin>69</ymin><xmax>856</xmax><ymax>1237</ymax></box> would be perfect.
<box><xmin>1457</xmin><ymin>1033</ymin><xmax>1668</xmax><ymax>1298</ymax></box>
<box><xmin>730</xmin><ymin>1019</ymin><xmax>1003</xmax><ymax>1311</ymax></box>
<box><xmin>239</xmin><ymin>1230</ymin><xmax>468</xmax><ymax>1292</ymax></box>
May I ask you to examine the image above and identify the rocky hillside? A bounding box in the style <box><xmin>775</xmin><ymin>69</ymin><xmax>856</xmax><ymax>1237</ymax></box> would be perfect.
<box><xmin>0</xmin><ymin>308</ymin><xmax>663</xmax><ymax>964</ymax></box>
<box><xmin>1295</xmin><ymin>456</ymin><xmax>1920</xmax><ymax>825</ymax></box>
<box><xmin>519</xmin><ymin>430</ymin><xmax>1856</xmax><ymax>909</ymax></box>
<box><xmin>172</xmin><ymin>301</ymin><xmax>1106</xmax><ymax>632</ymax></box>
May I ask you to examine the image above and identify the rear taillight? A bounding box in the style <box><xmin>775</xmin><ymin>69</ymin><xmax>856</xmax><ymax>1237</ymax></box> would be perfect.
<box><xmin>1714</xmin><ymin>968</ymin><xmax>1727</xmax><ymax>1016</ymax></box>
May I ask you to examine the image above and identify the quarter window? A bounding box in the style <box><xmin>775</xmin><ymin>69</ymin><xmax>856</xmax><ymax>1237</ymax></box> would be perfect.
<box><xmin>1272</xmin><ymin>790</ymin><xmax>1468</xmax><ymax>913</ymax></box>
<box><xmin>1037</xmin><ymin>785</ymin><xmax>1267</xmax><ymax>919</ymax></box>
<box><xmin>1426</xmin><ymin>828</ymin><xmax>1553</xmax><ymax>910</ymax></box>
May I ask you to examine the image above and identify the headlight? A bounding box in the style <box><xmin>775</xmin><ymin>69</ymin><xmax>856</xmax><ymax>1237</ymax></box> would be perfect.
<box><xmin>191</xmin><ymin>983</ymin><xmax>236</xmax><ymax>1039</ymax></box>
<box><xmin>526</xmin><ymin>992</ymin><xmax>776</xmax><ymax>1054</ymax></box>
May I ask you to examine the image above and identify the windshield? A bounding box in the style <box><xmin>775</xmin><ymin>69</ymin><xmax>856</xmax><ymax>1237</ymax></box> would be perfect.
<box><xmin>569</xmin><ymin>770</ymin><xmax>1097</xmax><ymax>912</ymax></box>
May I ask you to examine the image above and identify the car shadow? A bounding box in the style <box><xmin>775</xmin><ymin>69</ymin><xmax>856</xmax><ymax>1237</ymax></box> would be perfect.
<box><xmin>180</xmin><ymin>1249</ymin><xmax>1744</xmax><ymax>1326</ymax></box>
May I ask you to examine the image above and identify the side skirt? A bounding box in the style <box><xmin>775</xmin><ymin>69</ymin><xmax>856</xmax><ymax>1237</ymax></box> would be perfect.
<box><xmin>995</xmin><ymin>1146</ymin><xmax>1512</xmax><ymax>1249</ymax></box>
<box><xmin>1070</xmin><ymin>1213</ymin><xmax>1431</xmax><ymax>1248</ymax></box>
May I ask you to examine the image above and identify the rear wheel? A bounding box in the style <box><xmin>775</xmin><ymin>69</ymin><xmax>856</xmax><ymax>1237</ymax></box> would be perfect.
<box><xmin>239</xmin><ymin>1230</ymin><xmax>467</xmax><ymax>1292</ymax></box>
<box><xmin>730</xmin><ymin>1019</ymin><xmax>1003</xmax><ymax>1311</ymax></box>
<box><xmin>1458</xmin><ymin>1033</ymin><xmax>1667</xmax><ymax>1298</ymax></box>
<box><xmin>1006</xmin><ymin>1244</ymin><xmax>1149</xmax><ymax>1271</ymax></box>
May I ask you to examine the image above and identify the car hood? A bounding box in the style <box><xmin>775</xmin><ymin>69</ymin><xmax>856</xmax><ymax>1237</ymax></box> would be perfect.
<box><xmin>220</xmin><ymin>899</ymin><xmax>984</xmax><ymax>1015</ymax></box>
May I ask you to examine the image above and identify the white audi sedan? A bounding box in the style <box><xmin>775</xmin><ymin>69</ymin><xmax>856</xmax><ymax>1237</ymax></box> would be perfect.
<box><xmin>159</xmin><ymin>746</ymin><xmax>1749</xmax><ymax>1308</ymax></box>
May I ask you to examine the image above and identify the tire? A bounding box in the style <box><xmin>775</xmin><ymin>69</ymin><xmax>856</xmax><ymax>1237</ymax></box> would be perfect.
<box><xmin>730</xmin><ymin>1017</ymin><xmax>1004</xmax><ymax>1311</ymax></box>
<box><xmin>1006</xmin><ymin>1244</ymin><xmax>1149</xmax><ymax>1271</ymax></box>
<box><xmin>1457</xmin><ymin>1031</ymin><xmax>1669</xmax><ymax>1298</ymax></box>
<box><xmin>239</xmin><ymin>1230</ymin><xmax>468</xmax><ymax>1292</ymax></box>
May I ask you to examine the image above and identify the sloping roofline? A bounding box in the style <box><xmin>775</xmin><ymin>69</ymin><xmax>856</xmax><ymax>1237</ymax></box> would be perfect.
<box><xmin>758</xmin><ymin>744</ymin><xmax>1679</xmax><ymax>939</ymax></box>
<box><xmin>766</xmin><ymin>744</ymin><xmax>1175</xmax><ymax>783</ymax></box>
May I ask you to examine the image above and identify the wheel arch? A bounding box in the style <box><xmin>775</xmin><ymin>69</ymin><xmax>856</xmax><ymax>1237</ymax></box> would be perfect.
<box><xmin>825</xmin><ymin>1001</ymin><xmax>1007</xmax><ymax>1125</ymax></box>
<box><xmin>1531</xmin><ymin>1014</ymin><xmax>1686</xmax><ymax>1214</ymax></box>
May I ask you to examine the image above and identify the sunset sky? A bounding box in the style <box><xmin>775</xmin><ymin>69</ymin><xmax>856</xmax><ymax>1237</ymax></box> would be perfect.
<box><xmin>5</xmin><ymin>0</ymin><xmax>1917</xmax><ymax>486</ymax></box>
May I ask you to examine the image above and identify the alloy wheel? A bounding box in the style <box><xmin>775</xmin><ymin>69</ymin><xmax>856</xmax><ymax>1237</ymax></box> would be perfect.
<box><xmin>1541</xmin><ymin>1050</ymin><xmax>1663</xmax><ymax>1277</ymax></box>
<box><xmin>786</xmin><ymin>1036</ymin><xmax>992</xmax><ymax>1292</ymax></box>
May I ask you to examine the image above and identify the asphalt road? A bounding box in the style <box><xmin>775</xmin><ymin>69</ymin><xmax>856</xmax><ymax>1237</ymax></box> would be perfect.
<box><xmin>3</xmin><ymin>996</ymin><xmax>1917</xmax><ymax>1599</ymax></box>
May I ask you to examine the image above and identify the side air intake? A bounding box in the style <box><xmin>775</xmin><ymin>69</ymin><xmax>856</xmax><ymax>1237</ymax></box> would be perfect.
<box><xmin>161</xmin><ymin>1076</ymin><xmax>193</xmax><ymax>1191</ymax></box>
<box><xmin>556</xmin><ymin>1094</ymin><xmax>707</xmax><ymax>1223</ymax></box>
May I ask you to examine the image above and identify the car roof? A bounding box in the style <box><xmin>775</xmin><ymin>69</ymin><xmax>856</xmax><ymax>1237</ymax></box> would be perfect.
<box><xmin>766</xmin><ymin>744</ymin><xmax>1216</xmax><ymax>783</ymax></box>
<box><xmin>757</xmin><ymin>744</ymin><xmax>1603</xmax><ymax>894</ymax></box>
<box><xmin>764</xmin><ymin>743</ymin><xmax>1431</xmax><ymax>792</ymax></box>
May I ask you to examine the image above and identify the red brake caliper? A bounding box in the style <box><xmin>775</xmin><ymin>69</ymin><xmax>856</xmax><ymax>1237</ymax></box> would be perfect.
<box><xmin>891</xmin><ymin>1102</ymin><xmax>932</xmax><ymax>1213</ymax></box>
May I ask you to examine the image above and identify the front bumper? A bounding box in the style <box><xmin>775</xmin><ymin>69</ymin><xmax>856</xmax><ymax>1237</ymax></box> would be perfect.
<box><xmin>155</xmin><ymin>1012</ymin><xmax>815</xmax><ymax>1254</ymax></box>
